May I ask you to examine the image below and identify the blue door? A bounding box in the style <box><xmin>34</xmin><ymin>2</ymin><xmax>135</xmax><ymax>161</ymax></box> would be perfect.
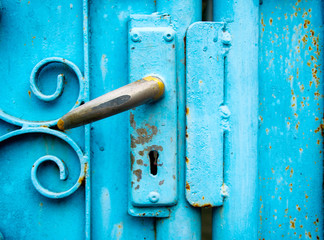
<box><xmin>0</xmin><ymin>1</ymin><xmax>322</xmax><ymax>239</ymax></box>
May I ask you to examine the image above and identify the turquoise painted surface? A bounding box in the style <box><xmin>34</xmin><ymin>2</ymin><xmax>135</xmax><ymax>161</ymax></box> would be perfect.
<box><xmin>0</xmin><ymin>1</ymin><xmax>89</xmax><ymax>239</ymax></box>
<box><xmin>259</xmin><ymin>0</ymin><xmax>323</xmax><ymax>239</ymax></box>
<box><xmin>212</xmin><ymin>0</ymin><xmax>259</xmax><ymax>239</ymax></box>
<box><xmin>0</xmin><ymin>0</ymin><xmax>322</xmax><ymax>239</ymax></box>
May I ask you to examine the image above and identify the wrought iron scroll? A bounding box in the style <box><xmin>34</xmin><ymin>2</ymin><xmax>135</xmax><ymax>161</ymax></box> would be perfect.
<box><xmin>0</xmin><ymin>57</ymin><xmax>86</xmax><ymax>128</ymax></box>
<box><xmin>0</xmin><ymin>0</ymin><xmax>91</xmax><ymax>238</ymax></box>
<box><xmin>0</xmin><ymin>128</ymin><xmax>86</xmax><ymax>199</ymax></box>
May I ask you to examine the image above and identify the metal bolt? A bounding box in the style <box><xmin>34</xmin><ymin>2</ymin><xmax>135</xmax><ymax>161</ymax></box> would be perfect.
<box><xmin>219</xmin><ymin>105</ymin><xmax>231</xmax><ymax>118</ymax></box>
<box><xmin>221</xmin><ymin>184</ymin><xmax>229</xmax><ymax>198</ymax></box>
<box><xmin>221</xmin><ymin>31</ymin><xmax>232</xmax><ymax>45</ymax></box>
<box><xmin>148</xmin><ymin>191</ymin><xmax>160</xmax><ymax>203</ymax></box>
<box><xmin>131</xmin><ymin>31</ymin><xmax>141</xmax><ymax>42</ymax></box>
<box><xmin>163</xmin><ymin>31</ymin><xmax>174</xmax><ymax>42</ymax></box>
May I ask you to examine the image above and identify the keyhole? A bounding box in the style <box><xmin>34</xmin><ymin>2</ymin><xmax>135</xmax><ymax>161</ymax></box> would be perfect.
<box><xmin>149</xmin><ymin>150</ymin><xmax>159</xmax><ymax>176</ymax></box>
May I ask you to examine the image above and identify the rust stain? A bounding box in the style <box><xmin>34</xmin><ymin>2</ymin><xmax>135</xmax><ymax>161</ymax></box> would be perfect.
<box><xmin>186</xmin><ymin>107</ymin><xmax>189</xmax><ymax>115</ymax></box>
<box><xmin>289</xmin><ymin>183</ymin><xmax>293</xmax><ymax>192</ymax></box>
<box><xmin>135</xmin><ymin>185</ymin><xmax>140</xmax><ymax>190</ymax></box>
<box><xmin>130</xmin><ymin>112</ymin><xmax>136</xmax><ymax>129</ymax></box>
<box><xmin>310</xmin><ymin>29</ymin><xmax>315</xmax><ymax>36</ymax></box>
<box><xmin>261</xmin><ymin>15</ymin><xmax>265</xmax><ymax>27</ymax></box>
<box><xmin>78</xmin><ymin>175</ymin><xmax>85</xmax><ymax>184</ymax></box>
<box><xmin>192</xmin><ymin>203</ymin><xmax>212</xmax><ymax>208</ymax></box>
<box><xmin>136</xmin><ymin>159</ymin><xmax>143</xmax><ymax>165</ymax></box>
<box><xmin>28</xmin><ymin>91</ymin><xmax>31</xmax><ymax>97</ymax></box>
<box><xmin>131</xmin><ymin>123</ymin><xmax>158</xmax><ymax>148</ymax></box>
<box><xmin>269</xmin><ymin>18</ymin><xmax>273</xmax><ymax>25</ymax></box>
<box><xmin>296</xmin><ymin>121</ymin><xmax>300</xmax><ymax>130</ymax></box>
<box><xmin>133</xmin><ymin>169</ymin><xmax>142</xmax><ymax>182</ymax></box>
<box><xmin>185</xmin><ymin>157</ymin><xmax>189</xmax><ymax>164</ymax></box>
<box><xmin>84</xmin><ymin>162</ymin><xmax>89</xmax><ymax>176</ymax></box>
<box><xmin>138</xmin><ymin>145</ymin><xmax>163</xmax><ymax>157</ymax></box>
<box><xmin>185</xmin><ymin>181</ymin><xmax>190</xmax><ymax>191</ymax></box>
<box><xmin>290</xmin><ymin>219</ymin><xmax>296</xmax><ymax>229</ymax></box>
<box><xmin>314</xmin><ymin>124</ymin><xmax>324</xmax><ymax>136</ymax></box>
<box><xmin>296</xmin><ymin>205</ymin><xmax>301</xmax><ymax>211</ymax></box>
<box><xmin>77</xmin><ymin>162</ymin><xmax>88</xmax><ymax>184</ymax></box>
<box><xmin>130</xmin><ymin>152</ymin><xmax>135</xmax><ymax>171</ymax></box>
<box><xmin>302</xmin><ymin>11</ymin><xmax>308</xmax><ymax>18</ymax></box>
<box><xmin>304</xmin><ymin>19</ymin><xmax>311</xmax><ymax>28</ymax></box>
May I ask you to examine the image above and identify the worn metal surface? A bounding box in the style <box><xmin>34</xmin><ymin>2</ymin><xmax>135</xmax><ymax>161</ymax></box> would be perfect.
<box><xmin>259</xmin><ymin>0</ymin><xmax>323</xmax><ymax>239</ymax></box>
<box><xmin>89</xmin><ymin>2</ymin><xmax>156</xmax><ymax>239</ymax></box>
<box><xmin>1</xmin><ymin>0</ymin><xmax>322</xmax><ymax>239</ymax></box>
<box><xmin>186</xmin><ymin>22</ymin><xmax>229</xmax><ymax>207</ymax></box>
<box><xmin>212</xmin><ymin>0</ymin><xmax>259</xmax><ymax>239</ymax></box>
<box><xmin>58</xmin><ymin>77</ymin><xmax>164</xmax><ymax>130</ymax></box>
<box><xmin>0</xmin><ymin>1</ymin><xmax>91</xmax><ymax>239</ymax></box>
<box><xmin>128</xmin><ymin>14</ymin><xmax>177</xmax><ymax>216</ymax></box>
<box><xmin>155</xmin><ymin>0</ymin><xmax>203</xmax><ymax>239</ymax></box>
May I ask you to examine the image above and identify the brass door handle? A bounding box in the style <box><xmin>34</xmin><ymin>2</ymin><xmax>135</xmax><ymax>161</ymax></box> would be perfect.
<box><xmin>57</xmin><ymin>76</ymin><xmax>164</xmax><ymax>130</ymax></box>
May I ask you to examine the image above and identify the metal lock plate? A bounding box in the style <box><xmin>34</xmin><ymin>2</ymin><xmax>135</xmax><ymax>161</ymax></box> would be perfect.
<box><xmin>186</xmin><ymin>22</ymin><xmax>229</xmax><ymax>207</ymax></box>
<box><xmin>128</xmin><ymin>14</ymin><xmax>177</xmax><ymax>217</ymax></box>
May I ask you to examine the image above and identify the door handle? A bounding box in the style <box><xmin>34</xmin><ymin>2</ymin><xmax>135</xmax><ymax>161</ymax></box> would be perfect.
<box><xmin>57</xmin><ymin>76</ymin><xmax>164</xmax><ymax>130</ymax></box>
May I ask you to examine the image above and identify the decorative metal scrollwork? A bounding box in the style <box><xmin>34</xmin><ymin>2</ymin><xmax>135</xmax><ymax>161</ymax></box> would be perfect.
<box><xmin>0</xmin><ymin>57</ymin><xmax>86</xmax><ymax>128</ymax></box>
<box><xmin>0</xmin><ymin>128</ymin><xmax>87</xmax><ymax>199</ymax></box>
<box><xmin>0</xmin><ymin>0</ymin><xmax>91</xmax><ymax>236</ymax></box>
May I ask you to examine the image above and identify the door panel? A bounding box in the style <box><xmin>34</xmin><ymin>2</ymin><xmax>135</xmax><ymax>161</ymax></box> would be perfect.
<box><xmin>0</xmin><ymin>1</ymin><xmax>323</xmax><ymax>240</ymax></box>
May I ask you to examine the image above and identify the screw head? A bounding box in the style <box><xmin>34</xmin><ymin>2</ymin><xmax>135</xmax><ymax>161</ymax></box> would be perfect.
<box><xmin>131</xmin><ymin>31</ymin><xmax>141</xmax><ymax>42</ymax></box>
<box><xmin>148</xmin><ymin>191</ymin><xmax>160</xmax><ymax>203</ymax></box>
<box><xmin>163</xmin><ymin>31</ymin><xmax>174</xmax><ymax>42</ymax></box>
